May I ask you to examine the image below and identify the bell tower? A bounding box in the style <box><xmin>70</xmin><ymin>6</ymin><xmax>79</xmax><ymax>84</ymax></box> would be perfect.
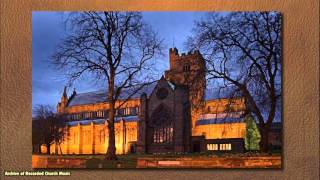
<box><xmin>165</xmin><ymin>48</ymin><xmax>206</xmax><ymax>127</ymax></box>
<box><xmin>165</xmin><ymin>48</ymin><xmax>205</xmax><ymax>86</ymax></box>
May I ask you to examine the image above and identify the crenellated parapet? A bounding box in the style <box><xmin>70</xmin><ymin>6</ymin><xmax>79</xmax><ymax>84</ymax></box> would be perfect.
<box><xmin>168</xmin><ymin>47</ymin><xmax>204</xmax><ymax>72</ymax></box>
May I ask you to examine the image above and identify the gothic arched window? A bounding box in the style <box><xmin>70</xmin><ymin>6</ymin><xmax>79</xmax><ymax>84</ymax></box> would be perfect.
<box><xmin>151</xmin><ymin>104</ymin><xmax>173</xmax><ymax>144</ymax></box>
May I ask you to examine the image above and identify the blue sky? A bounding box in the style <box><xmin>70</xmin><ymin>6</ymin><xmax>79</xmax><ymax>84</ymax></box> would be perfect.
<box><xmin>32</xmin><ymin>12</ymin><xmax>206</xmax><ymax>109</ymax></box>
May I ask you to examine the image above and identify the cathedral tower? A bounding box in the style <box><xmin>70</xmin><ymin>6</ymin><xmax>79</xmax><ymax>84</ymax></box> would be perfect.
<box><xmin>164</xmin><ymin>48</ymin><xmax>206</xmax><ymax>127</ymax></box>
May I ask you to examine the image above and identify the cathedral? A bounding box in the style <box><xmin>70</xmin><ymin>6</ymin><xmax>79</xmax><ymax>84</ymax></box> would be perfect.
<box><xmin>48</xmin><ymin>48</ymin><xmax>247</xmax><ymax>155</ymax></box>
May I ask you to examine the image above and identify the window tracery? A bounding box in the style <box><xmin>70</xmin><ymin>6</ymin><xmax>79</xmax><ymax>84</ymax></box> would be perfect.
<box><xmin>151</xmin><ymin>104</ymin><xmax>173</xmax><ymax>144</ymax></box>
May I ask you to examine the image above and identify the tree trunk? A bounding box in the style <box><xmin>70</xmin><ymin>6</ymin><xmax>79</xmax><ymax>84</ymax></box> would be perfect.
<box><xmin>259</xmin><ymin>128</ymin><xmax>270</xmax><ymax>152</ymax></box>
<box><xmin>106</xmin><ymin>101</ymin><xmax>117</xmax><ymax>160</ymax></box>
<box><xmin>59</xmin><ymin>143</ymin><xmax>63</xmax><ymax>155</ymax></box>
<box><xmin>106</xmin><ymin>121</ymin><xmax>117</xmax><ymax>159</ymax></box>
<box><xmin>105</xmin><ymin>69</ymin><xmax>118</xmax><ymax>160</ymax></box>
<box><xmin>55</xmin><ymin>142</ymin><xmax>59</xmax><ymax>155</ymax></box>
<box><xmin>46</xmin><ymin>144</ymin><xmax>51</xmax><ymax>155</ymax></box>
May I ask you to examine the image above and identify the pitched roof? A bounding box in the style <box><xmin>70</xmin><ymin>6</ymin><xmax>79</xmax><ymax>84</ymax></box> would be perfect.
<box><xmin>195</xmin><ymin>112</ymin><xmax>245</xmax><ymax>126</ymax></box>
<box><xmin>67</xmin><ymin>82</ymin><xmax>157</xmax><ymax>106</ymax></box>
<box><xmin>67</xmin><ymin>82</ymin><xmax>241</xmax><ymax>106</ymax></box>
<box><xmin>195</xmin><ymin>117</ymin><xmax>244</xmax><ymax>126</ymax></box>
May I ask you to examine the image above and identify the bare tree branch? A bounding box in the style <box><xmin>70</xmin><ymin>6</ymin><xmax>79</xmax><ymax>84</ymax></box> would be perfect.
<box><xmin>51</xmin><ymin>12</ymin><xmax>163</xmax><ymax>159</ymax></box>
<box><xmin>187</xmin><ymin>12</ymin><xmax>281</xmax><ymax>152</ymax></box>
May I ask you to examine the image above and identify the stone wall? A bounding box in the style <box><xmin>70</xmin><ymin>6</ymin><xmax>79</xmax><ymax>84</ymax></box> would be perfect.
<box><xmin>193</xmin><ymin>123</ymin><xmax>246</xmax><ymax>139</ymax></box>
<box><xmin>137</xmin><ymin>156</ymin><xmax>281</xmax><ymax>168</ymax></box>
<box><xmin>46</xmin><ymin>120</ymin><xmax>138</xmax><ymax>155</ymax></box>
<box><xmin>137</xmin><ymin>77</ymin><xmax>192</xmax><ymax>154</ymax></box>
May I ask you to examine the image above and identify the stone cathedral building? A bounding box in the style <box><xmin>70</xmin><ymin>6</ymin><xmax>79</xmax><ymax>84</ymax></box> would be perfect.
<box><xmin>47</xmin><ymin>48</ymin><xmax>247</xmax><ymax>155</ymax></box>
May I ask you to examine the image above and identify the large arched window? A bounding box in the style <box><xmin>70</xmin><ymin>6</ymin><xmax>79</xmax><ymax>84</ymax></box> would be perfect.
<box><xmin>151</xmin><ymin>104</ymin><xmax>173</xmax><ymax>144</ymax></box>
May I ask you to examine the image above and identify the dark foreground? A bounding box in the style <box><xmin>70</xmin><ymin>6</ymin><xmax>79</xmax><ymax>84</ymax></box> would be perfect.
<box><xmin>32</xmin><ymin>153</ymin><xmax>281</xmax><ymax>169</ymax></box>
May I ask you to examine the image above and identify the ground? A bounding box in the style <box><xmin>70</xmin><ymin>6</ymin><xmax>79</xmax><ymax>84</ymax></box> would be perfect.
<box><xmin>32</xmin><ymin>152</ymin><xmax>281</xmax><ymax>169</ymax></box>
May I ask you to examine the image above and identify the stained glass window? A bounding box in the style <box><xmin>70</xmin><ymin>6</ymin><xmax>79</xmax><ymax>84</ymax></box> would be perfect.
<box><xmin>151</xmin><ymin>104</ymin><xmax>174</xmax><ymax>144</ymax></box>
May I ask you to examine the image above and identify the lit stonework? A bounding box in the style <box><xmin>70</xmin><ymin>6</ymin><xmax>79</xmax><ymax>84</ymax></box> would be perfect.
<box><xmin>47</xmin><ymin>48</ymin><xmax>247</xmax><ymax>155</ymax></box>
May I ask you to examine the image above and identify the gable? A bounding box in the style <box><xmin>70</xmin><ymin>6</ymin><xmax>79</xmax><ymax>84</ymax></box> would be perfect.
<box><xmin>148</xmin><ymin>77</ymin><xmax>176</xmax><ymax>101</ymax></box>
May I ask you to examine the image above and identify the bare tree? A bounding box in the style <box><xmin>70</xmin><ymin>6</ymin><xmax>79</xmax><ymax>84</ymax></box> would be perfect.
<box><xmin>32</xmin><ymin>117</ymin><xmax>43</xmax><ymax>154</ymax></box>
<box><xmin>187</xmin><ymin>12</ymin><xmax>281</xmax><ymax>152</ymax></box>
<box><xmin>52</xmin><ymin>12</ymin><xmax>162</xmax><ymax>159</ymax></box>
<box><xmin>32</xmin><ymin>105</ymin><xmax>67</xmax><ymax>154</ymax></box>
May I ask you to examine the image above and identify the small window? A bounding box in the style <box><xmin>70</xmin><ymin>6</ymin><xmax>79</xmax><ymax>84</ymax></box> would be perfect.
<box><xmin>84</xmin><ymin>112</ymin><xmax>91</xmax><ymax>119</ymax></box>
<box><xmin>104</xmin><ymin>110</ymin><xmax>109</xmax><ymax>118</ymax></box>
<box><xmin>183</xmin><ymin>64</ymin><xmax>190</xmax><ymax>72</ymax></box>
<box><xmin>130</xmin><ymin>107</ymin><xmax>139</xmax><ymax>115</ymax></box>
<box><xmin>207</xmin><ymin>144</ymin><xmax>218</xmax><ymax>150</ymax></box>
<box><xmin>219</xmin><ymin>143</ymin><xmax>232</xmax><ymax>151</ymax></box>
<box><xmin>227</xmin><ymin>144</ymin><xmax>231</xmax><ymax>150</ymax></box>
<box><xmin>80</xmin><ymin>113</ymin><xmax>84</xmax><ymax>119</ymax></box>
<box><xmin>117</xmin><ymin>108</ymin><xmax>125</xmax><ymax>116</ymax></box>
<box><xmin>92</xmin><ymin>111</ymin><xmax>97</xmax><ymax>118</ymax></box>
<box><xmin>125</xmin><ymin>108</ymin><xmax>130</xmax><ymax>116</ymax></box>
<box><xmin>97</xmin><ymin>111</ymin><xmax>102</xmax><ymax>118</ymax></box>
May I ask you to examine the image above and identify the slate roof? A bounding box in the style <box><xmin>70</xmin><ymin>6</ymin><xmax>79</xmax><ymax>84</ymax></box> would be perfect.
<box><xmin>68</xmin><ymin>82</ymin><xmax>157</xmax><ymax>106</ymax></box>
<box><xmin>195</xmin><ymin>111</ymin><xmax>245</xmax><ymax>126</ymax></box>
<box><xmin>195</xmin><ymin>117</ymin><xmax>244</xmax><ymax>126</ymax></box>
<box><xmin>66</xmin><ymin>116</ymin><xmax>139</xmax><ymax>126</ymax></box>
<box><xmin>67</xmin><ymin>81</ymin><xmax>240</xmax><ymax>106</ymax></box>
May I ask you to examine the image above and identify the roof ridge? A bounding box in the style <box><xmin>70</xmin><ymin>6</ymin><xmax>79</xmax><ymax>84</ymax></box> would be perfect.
<box><xmin>76</xmin><ymin>89</ymin><xmax>107</xmax><ymax>95</ymax></box>
<box><xmin>67</xmin><ymin>82</ymin><xmax>157</xmax><ymax>106</ymax></box>
<box><xmin>74</xmin><ymin>82</ymin><xmax>158</xmax><ymax>96</ymax></box>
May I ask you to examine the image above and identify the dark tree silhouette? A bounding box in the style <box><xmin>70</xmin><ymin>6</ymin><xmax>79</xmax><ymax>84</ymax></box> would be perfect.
<box><xmin>32</xmin><ymin>118</ymin><xmax>43</xmax><ymax>154</ymax></box>
<box><xmin>32</xmin><ymin>105</ymin><xmax>67</xmax><ymax>154</ymax></box>
<box><xmin>187</xmin><ymin>12</ymin><xmax>281</xmax><ymax>152</ymax></box>
<box><xmin>52</xmin><ymin>12</ymin><xmax>162</xmax><ymax>159</ymax></box>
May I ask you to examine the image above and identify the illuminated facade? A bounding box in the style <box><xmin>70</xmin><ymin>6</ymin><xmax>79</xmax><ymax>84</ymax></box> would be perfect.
<box><xmin>47</xmin><ymin>48</ymin><xmax>247</xmax><ymax>154</ymax></box>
